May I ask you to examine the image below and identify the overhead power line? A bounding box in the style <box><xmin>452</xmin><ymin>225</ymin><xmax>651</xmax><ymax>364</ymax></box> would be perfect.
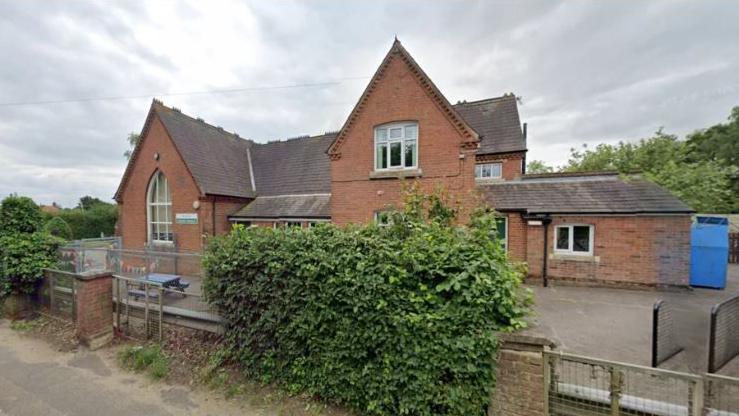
<box><xmin>0</xmin><ymin>76</ymin><xmax>370</xmax><ymax>107</ymax></box>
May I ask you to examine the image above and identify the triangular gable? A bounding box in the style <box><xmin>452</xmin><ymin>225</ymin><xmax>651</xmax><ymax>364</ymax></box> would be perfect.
<box><xmin>327</xmin><ymin>39</ymin><xmax>480</xmax><ymax>159</ymax></box>
<box><xmin>114</xmin><ymin>100</ymin><xmax>203</xmax><ymax>202</ymax></box>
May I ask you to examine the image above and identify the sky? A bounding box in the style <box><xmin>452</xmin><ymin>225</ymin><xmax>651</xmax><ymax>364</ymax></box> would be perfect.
<box><xmin>1</xmin><ymin>0</ymin><xmax>738</xmax><ymax>207</ymax></box>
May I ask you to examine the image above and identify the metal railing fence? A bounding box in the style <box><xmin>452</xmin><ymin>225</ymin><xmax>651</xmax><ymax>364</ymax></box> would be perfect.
<box><xmin>708</xmin><ymin>294</ymin><xmax>739</xmax><ymax>374</ymax></box>
<box><xmin>546</xmin><ymin>351</ymin><xmax>704</xmax><ymax>416</ymax></box>
<box><xmin>652</xmin><ymin>300</ymin><xmax>684</xmax><ymax>367</ymax></box>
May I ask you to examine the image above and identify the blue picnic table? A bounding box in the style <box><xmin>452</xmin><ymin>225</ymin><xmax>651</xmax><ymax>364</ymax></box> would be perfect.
<box><xmin>128</xmin><ymin>273</ymin><xmax>191</xmax><ymax>301</ymax></box>
<box><xmin>144</xmin><ymin>273</ymin><xmax>181</xmax><ymax>288</ymax></box>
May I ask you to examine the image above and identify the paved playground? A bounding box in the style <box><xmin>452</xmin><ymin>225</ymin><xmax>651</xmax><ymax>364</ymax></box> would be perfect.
<box><xmin>529</xmin><ymin>264</ymin><xmax>739</xmax><ymax>376</ymax></box>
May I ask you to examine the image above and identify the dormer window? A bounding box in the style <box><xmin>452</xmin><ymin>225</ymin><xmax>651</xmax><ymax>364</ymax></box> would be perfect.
<box><xmin>375</xmin><ymin>122</ymin><xmax>417</xmax><ymax>170</ymax></box>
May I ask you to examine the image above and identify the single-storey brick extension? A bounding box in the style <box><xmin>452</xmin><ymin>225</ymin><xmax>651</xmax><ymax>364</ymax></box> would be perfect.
<box><xmin>115</xmin><ymin>40</ymin><xmax>693</xmax><ymax>287</ymax></box>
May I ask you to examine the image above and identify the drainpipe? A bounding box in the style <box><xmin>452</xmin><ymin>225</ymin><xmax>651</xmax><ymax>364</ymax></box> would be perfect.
<box><xmin>522</xmin><ymin>122</ymin><xmax>528</xmax><ymax>175</ymax></box>
<box><xmin>212</xmin><ymin>198</ymin><xmax>217</xmax><ymax>237</ymax></box>
<box><xmin>541</xmin><ymin>215</ymin><xmax>551</xmax><ymax>287</ymax></box>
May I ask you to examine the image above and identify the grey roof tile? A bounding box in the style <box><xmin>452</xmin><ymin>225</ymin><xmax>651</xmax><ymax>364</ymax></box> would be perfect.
<box><xmin>453</xmin><ymin>95</ymin><xmax>526</xmax><ymax>154</ymax></box>
<box><xmin>230</xmin><ymin>194</ymin><xmax>331</xmax><ymax>219</ymax></box>
<box><xmin>154</xmin><ymin>103</ymin><xmax>255</xmax><ymax>198</ymax></box>
<box><xmin>480</xmin><ymin>173</ymin><xmax>693</xmax><ymax>214</ymax></box>
<box><xmin>249</xmin><ymin>134</ymin><xmax>335</xmax><ymax>196</ymax></box>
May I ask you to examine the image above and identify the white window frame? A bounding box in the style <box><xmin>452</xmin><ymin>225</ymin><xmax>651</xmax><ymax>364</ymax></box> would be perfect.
<box><xmin>475</xmin><ymin>163</ymin><xmax>503</xmax><ymax>180</ymax></box>
<box><xmin>373</xmin><ymin>211</ymin><xmax>394</xmax><ymax>227</ymax></box>
<box><xmin>374</xmin><ymin>122</ymin><xmax>418</xmax><ymax>171</ymax></box>
<box><xmin>146</xmin><ymin>171</ymin><xmax>173</xmax><ymax>245</ymax></box>
<box><xmin>554</xmin><ymin>224</ymin><xmax>594</xmax><ymax>256</ymax></box>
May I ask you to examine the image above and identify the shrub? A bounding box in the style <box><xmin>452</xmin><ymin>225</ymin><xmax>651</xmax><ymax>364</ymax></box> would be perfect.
<box><xmin>203</xmin><ymin>189</ymin><xmax>528</xmax><ymax>415</ymax></box>
<box><xmin>0</xmin><ymin>195</ymin><xmax>41</xmax><ymax>236</ymax></box>
<box><xmin>0</xmin><ymin>232</ymin><xmax>62</xmax><ymax>297</ymax></box>
<box><xmin>52</xmin><ymin>204</ymin><xmax>117</xmax><ymax>239</ymax></box>
<box><xmin>118</xmin><ymin>344</ymin><xmax>170</xmax><ymax>379</ymax></box>
<box><xmin>43</xmin><ymin>216</ymin><xmax>73</xmax><ymax>240</ymax></box>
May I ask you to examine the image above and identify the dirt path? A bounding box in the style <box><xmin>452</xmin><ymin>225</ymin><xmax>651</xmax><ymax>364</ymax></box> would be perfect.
<box><xmin>0</xmin><ymin>320</ymin><xmax>277</xmax><ymax>416</ymax></box>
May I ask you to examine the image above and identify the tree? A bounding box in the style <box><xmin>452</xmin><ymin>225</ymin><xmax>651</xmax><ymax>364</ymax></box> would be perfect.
<box><xmin>0</xmin><ymin>195</ymin><xmax>41</xmax><ymax>236</ymax></box>
<box><xmin>42</xmin><ymin>216</ymin><xmax>73</xmax><ymax>240</ymax></box>
<box><xmin>526</xmin><ymin>160</ymin><xmax>554</xmax><ymax>174</ymax></box>
<box><xmin>686</xmin><ymin>107</ymin><xmax>739</xmax><ymax>167</ymax></box>
<box><xmin>77</xmin><ymin>195</ymin><xmax>108</xmax><ymax>211</ymax></box>
<box><xmin>646</xmin><ymin>160</ymin><xmax>735</xmax><ymax>213</ymax></box>
<box><xmin>561</xmin><ymin>112</ymin><xmax>738</xmax><ymax>213</ymax></box>
<box><xmin>563</xmin><ymin>130</ymin><xmax>684</xmax><ymax>173</ymax></box>
<box><xmin>123</xmin><ymin>132</ymin><xmax>141</xmax><ymax>160</ymax></box>
<box><xmin>0</xmin><ymin>195</ymin><xmax>61</xmax><ymax>297</ymax></box>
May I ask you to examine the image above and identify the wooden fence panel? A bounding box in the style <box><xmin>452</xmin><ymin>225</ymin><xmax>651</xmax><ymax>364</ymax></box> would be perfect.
<box><xmin>730</xmin><ymin>233</ymin><xmax>738</xmax><ymax>264</ymax></box>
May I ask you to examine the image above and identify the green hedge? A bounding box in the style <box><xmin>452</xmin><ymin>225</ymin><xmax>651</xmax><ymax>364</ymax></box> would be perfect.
<box><xmin>0</xmin><ymin>194</ymin><xmax>63</xmax><ymax>297</ymax></box>
<box><xmin>203</xmin><ymin>195</ymin><xmax>528</xmax><ymax>415</ymax></box>
<box><xmin>46</xmin><ymin>204</ymin><xmax>117</xmax><ymax>239</ymax></box>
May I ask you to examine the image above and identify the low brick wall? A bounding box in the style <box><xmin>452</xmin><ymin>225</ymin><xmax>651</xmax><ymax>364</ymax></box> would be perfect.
<box><xmin>42</xmin><ymin>269</ymin><xmax>114</xmax><ymax>350</ymax></box>
<box><xmin>74</xmin><ymin>271</ymin><xmax>114</xmax><ymax>349</ymax></box>
<box><xmin>489</xmin><ymin>333</ymin><xmax>556</xmax><ymax>416</ymax></box>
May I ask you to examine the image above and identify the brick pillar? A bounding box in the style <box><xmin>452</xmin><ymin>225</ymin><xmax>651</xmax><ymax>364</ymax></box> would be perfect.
<box><xmin>489</xmin><ymin>334</ymin><xmax>556</xmax><ymax>416</ymax></box>
<box><xmin>74</xmin><ymin>271</ymin><xmax>114</xmax><ymax>350</ymax></box>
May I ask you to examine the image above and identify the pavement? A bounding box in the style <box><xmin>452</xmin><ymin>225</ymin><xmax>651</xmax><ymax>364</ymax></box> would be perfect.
<box><xmin>528</xmin><ymin>264</ymin><xmax>739</xmax><ymax>376</ymax></box>
<box><xmin>0</xmin><ymin>321</ymin><xmax>269</xmax><ymax>416</ymax></box>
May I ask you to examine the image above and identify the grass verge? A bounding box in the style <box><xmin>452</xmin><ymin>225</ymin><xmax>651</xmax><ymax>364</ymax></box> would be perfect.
<box><xmin>118</xmin><ymin>344</ymin><xmax>170</xmax><ymax>380</ymax></box>
<box><xmin>10</xmin><ymin>318</ymin><xmax>41</xmax><ymax>331</ymax></box>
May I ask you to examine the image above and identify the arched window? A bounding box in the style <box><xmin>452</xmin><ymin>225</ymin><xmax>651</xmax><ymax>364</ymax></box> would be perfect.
<box><xmin>147</xmin><ymin>171</ymin><xmax>173</xmax><ymax>243</ymax></box>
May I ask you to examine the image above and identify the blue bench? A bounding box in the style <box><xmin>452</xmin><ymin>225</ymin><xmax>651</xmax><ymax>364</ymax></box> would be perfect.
<box><xmin>128</xmin><ymin>288</ymin><xmax>160</xmax><ymax>301</ymax></box>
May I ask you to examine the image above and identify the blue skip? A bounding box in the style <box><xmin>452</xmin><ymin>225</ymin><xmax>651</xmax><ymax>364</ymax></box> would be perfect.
<box><xmin>690</xmin><ymin>216</ymin><xmax>729</xmax><ymax>289</ymax></box>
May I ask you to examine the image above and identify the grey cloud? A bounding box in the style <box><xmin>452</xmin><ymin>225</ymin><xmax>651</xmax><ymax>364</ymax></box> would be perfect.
<box><xmin>0</xmin><ymin>0</ymin><xmax>737</xmax><ymax>206</ymax></box>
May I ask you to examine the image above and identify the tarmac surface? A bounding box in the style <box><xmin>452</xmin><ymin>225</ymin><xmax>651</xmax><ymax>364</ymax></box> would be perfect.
<box><xmin>0</xmin><ymin>321</ymin><xmax>266</xmax><ymax>416</ymax></box>
<box><xmin>529</xmin><ymin>264</ymin><xmax>739</xmax><ymax>376</ymax></box>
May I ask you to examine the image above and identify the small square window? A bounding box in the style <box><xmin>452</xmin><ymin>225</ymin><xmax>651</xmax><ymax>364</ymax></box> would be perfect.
<box><xmin>554</xmin><ymin>224</ymin><xmax>593</xmax><ymax>255</ymax></box>
<box><xmin>475</xmin><ymin>163</ymin><xmax>503</xmax><ymax>179</ymax></box>
<box><xmin>374</xmin><ymin>211</ymin><xmax>393</xmax><ymax>226</ymax></box>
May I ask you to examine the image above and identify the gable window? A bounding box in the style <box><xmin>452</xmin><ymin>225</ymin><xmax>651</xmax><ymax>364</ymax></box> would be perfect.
<box><xmin>554</xmin><ymin>224</ymin><xmax>593</xmax><ymax>255</ymax></box>
<box><xmin>375</xmin><ymin>122</ymin><xmax>417</xmax><ymax>170</ymax></box>
<box><xmin>475</xmin><ymin>163</ymin><xmax>502</xmax><ymax>180</ymax></box>
<box><xmin>147</xmin><ymin>171</ymin><xmax>173</xmax><ymax>244</ymax></box>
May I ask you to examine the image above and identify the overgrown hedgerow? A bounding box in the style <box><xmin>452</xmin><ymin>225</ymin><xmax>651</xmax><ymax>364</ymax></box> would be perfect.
<box><xmin>203</xmin><ymin>190</ymin><xmax>529</xmax><ymax>416</ymax></box>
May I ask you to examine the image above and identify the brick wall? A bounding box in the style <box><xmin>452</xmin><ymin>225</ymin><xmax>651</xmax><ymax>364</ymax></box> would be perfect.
<box><xmin>330</xmin><ymin>51</ymin><xmax>479</xmax><ymax>225</ymax></box>
<box><xmin>118</xmin><ymin>116</ymin><xmax>203</xmax><ymax>252</ymax></box>
<box><xmin>117</xmin><ymin>116</ymin><xmax>250</xmax><ymax>252</ymax></box>
<box><xmin>489</xmin><ymin>334</ymin><xmax>554</xmax><ymax>416</ymax></box>
<box><xmin>74</xmin><ymin>271</ymin><xmax>113</xmax><ymax>350</ymax></box>
<box><xmin>523</xmin><ymin>215</ymin><xmax>691</xmax><ymax>286</ymax></box>
<box><xmin>476</xmin><ymin>152</ymin><xmax>525</xmax><ymax>181</ymax></box>
<box><xmin>199</xmin><ymin>195</ymin><xmax>251</xmax><ymax>239</ymax></box>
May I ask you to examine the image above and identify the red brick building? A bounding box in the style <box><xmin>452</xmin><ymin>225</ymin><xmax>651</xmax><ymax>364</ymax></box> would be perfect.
<box><xmin>115</xmin><ymin>40</ymin><xmax>693</xmax><ymax>286</ymax></box>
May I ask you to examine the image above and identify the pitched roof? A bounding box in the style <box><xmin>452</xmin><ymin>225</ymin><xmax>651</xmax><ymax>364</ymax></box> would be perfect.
<box><xmin>155</xmin><ymin>103</ymin><xmax>255</xmax><ymax>198</ymax></box>
<box><xmin>114</xmin><ymin>101</ymin><xmax>255</xmax><ymax>200</ymax></box>
<box><xmin>480</xmin><ymin>172</ymin><xmax>694</xmax><ymax>214</ymax></box>
<box><xmin>327</xmin><ymin>39</ymin><xmax>479</xmax><ymax>157</ymax></box>
<box><xmin>229</xmin><ymin>194</ymin><xmax>331</xmax><ymax>219</ymax></box>
<box><xmin>453</xmin><ymin>95</ymin><xmax>526</xmax><ymax>154</ymax></box>
<box><xmin>250</xmin><ymin>133</ymin><xmax>335</xmax><ymax>196</ymax></box>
